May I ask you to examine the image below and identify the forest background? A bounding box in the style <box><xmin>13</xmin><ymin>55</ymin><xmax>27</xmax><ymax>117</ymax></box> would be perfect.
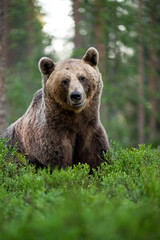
<box><xmin>0</xmin><ymin>0</ymin><xmax>160</xmax><ymax>148</ymax></box>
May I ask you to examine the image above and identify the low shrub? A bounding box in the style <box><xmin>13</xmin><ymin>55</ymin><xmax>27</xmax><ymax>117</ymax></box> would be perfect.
<box><xmin>0</xmin><ymin>138</ymin><xmax>160</xmax><ymax>240</ymax></box>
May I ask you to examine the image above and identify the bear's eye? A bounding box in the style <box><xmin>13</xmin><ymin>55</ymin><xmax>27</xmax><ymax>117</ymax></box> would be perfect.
<box><xmin>79</xmin><ymin>76</ymin><xmax>86</xmax><ymax>83</ymax></box>
<box><xmin>62</xmin><ymin>79</ymin><xmax>69</xmax><ymax>87</ymax></box>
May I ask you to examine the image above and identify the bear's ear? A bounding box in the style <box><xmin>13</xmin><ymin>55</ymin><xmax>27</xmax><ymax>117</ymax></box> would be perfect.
<box><xmin>82</xmin><ymin>47</ymin><xmax>99</xmax><ymax>67</ymax></box>
<box><xmin>38</xmin><ymin>57</ymin><xmax>55</xmax><ymax>76</ymax></box>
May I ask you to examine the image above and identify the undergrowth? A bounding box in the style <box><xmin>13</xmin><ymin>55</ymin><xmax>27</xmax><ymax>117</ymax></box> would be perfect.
<box><xmin>0</xmin><ymin>138</ymin><xmax>160</xmax><ymax>240</ymax></box>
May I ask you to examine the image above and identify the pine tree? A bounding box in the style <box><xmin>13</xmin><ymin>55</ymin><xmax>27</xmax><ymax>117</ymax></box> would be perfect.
<box><xmin>137</xmin><ymin>0</ymin><xmax>145</xmax><ymax>144</ymax></box>
<box><xmin>0</xmin><ymin>0</ymin><xmax>7</xmax><ymax>134</ymax></box>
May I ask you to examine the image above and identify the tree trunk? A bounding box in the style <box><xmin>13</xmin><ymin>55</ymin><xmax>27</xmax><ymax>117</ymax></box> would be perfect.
<box><xmin>137</xmin><ymin>0</ymin><xmax>145</xmax><ymax>144</ymax></box>
<box><xmin>27</xmin><ymin>0</ymin><xmax>34</xmax><ymax>57</ymax></box>
<box><xmin>0</xmin><ymin>0</ymin><xmax>7</xmax><ymax>134</ymax></box>
<box><xmin>149</xmin><ymin>13</ymin><xmax>157</xmax><ymax>141</ymax></box>
<box><xmin>94</xmin><ymin>0</ymin><xmax>108</xmax><ymax>128</ymax></box>
<box><xmin>73</xmin><ymin>0</ymin><xmax>83</xmax><ymax>49</ymax></box>
<box><xmin>94</xmin><ymin>0</ymin><xmax>106</xmax><ymax>76</ymax></box>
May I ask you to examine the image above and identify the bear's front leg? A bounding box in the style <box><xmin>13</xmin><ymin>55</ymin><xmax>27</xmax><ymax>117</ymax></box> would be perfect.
<box><xmin>45</xmin><ymin>140</ymin><xmax>73</xmax><ymax>170</ymax></box>
<box><xmin>25</xmin><ymin>134</ymin><xmax>73</xmax><ymax>170</ymax></box>
<box><xmin>73</xmin><ymin>125</ymin><xmax>110</xmax><ymax>169</ymax></box>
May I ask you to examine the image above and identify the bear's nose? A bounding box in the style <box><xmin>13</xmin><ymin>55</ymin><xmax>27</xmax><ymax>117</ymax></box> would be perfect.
<box><xmin>70</xmin><ymin>91</ymin><xmax>82</xmax><ymax>102</ymax></box>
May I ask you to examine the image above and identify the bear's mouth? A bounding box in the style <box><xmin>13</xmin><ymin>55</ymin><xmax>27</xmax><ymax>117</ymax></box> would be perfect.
<box><xmin>72</xmin><ymin>102</ymin><xmax>85</xmax><ymax>108</ymax></box>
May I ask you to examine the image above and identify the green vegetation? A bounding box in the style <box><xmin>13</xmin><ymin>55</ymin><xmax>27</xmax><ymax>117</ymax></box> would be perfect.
<box><xmin>0</xmin><ymin>138</ymin><xmax>160</xmax><ymax>240</ymax></box>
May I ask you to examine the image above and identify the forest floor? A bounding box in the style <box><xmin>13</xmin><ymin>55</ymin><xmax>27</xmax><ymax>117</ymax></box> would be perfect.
<box><xmin>0</xmin><ymin>138</ymin><xmax>160</xmax><ymax>240</ymax></box>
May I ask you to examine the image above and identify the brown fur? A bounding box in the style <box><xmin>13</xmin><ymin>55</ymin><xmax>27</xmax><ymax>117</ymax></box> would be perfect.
<box><xmin>3</xmin><ymin>48</ymin><xmax>110</xmax><ymax>169</ymax></box>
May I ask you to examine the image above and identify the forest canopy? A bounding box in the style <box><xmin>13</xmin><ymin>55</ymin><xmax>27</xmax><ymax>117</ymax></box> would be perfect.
<box><xmin>0</xmin><ymin>0</ymin><xmax>160</xmax><ymax>147</ymax></box>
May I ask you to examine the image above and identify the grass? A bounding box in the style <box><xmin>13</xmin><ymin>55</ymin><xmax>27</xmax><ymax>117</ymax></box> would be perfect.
<box><xmin>0</xmin><ymin>138</ymin><xmax>160</xmax><ymax>240</ymax></box>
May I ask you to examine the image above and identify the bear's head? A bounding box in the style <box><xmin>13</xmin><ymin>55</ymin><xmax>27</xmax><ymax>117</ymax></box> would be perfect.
<box><xmin>39</xmin><ymin>47</ymin><xmax>102</xmax><ymax>112</ymax></box>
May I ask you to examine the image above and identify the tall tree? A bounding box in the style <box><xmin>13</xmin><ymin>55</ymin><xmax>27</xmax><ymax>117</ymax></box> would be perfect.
<box><xmin>72</xmin><ymin>0</ymin><xmax>83</xmax><ymax>49</ymax></box>
<box><xmin>149</xmin><ymin>45</ymin><xmax>157</xmax><ymax>141</ymax></box>
<box><xmin>94</xmin><ymin>0</ymin><xmax>106</xmax><ymax>76</ymax></box>
<box><xmin>27</xmin><ymin>0</ymin><xmax>34</xmax><ymax>57</ymax></box>
<box><xmin>6</xmin><ymin>0</ymin><xmax>53</xmax><ymax>123</ymax></box>
<box><xmin>148</xmin><ymin>2</ymin><xmax>157</xmax><ymax>141</ymax></box>
<box><xmin>137</xmin><ymin>0</ymin><xmax>145</xmax><ymax>144</ymax></box>
<box><xmin>0</xmin><ymin>0</ymin><xmax>7</xmax><ymax>134</ymax></box>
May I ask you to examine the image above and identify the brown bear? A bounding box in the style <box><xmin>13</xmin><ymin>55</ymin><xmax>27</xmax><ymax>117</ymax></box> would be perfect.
<box><xmin>3</xmin><ymin>47</ymin><xmax>110</xmax><ymax>169</ymax></box>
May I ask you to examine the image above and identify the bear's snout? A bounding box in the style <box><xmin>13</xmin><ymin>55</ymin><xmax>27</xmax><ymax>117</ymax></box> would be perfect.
<box><xmin>69</xmin><ymin>91</ymin><xmax>85</xmax><ymax>109</ymax></box>
<box><xmin>70</xmin><ymin>91</ymin><xmax>82</xmax><ymax>102</ymax></box>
